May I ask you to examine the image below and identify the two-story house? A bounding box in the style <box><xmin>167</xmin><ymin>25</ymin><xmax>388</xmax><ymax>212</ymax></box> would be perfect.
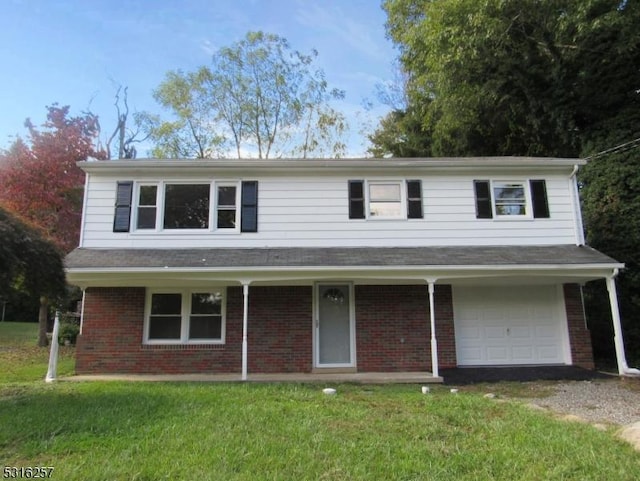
<box><xmin>64</xmin><ymin>157</ymin><xmax>634</xmax><ymax>381</ymax></box>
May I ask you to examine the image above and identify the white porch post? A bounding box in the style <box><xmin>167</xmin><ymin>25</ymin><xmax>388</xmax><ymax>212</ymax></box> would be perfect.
<box><xmin>428</xmin><ymin>281</ymin><xmax>439</xmax><ymax>378</ymax></box>
<box><xmin>241</xmin><ymin>283</ymin><xmax>250</xmax><ymax>381</ymax></box>
<box><xmin>606</xmin><ymin>272</ymin><xmax>640</xmax><ymax>375</ymax></box>
<box><xmin>45</xmin><ymin>311</ymin><xmax>61</xmax><ymax>382</ymax></box>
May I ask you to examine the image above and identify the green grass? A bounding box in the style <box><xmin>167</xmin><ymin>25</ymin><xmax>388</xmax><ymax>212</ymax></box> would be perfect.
<box><xmin>1</xmin><ymin>323</ymin><xmax>639</xmax><ymax>480</ymax></box>
<box><xmin>0</xmin><ymin>322</ymin><xmax>75</xmax><ymax>383</ymax></box>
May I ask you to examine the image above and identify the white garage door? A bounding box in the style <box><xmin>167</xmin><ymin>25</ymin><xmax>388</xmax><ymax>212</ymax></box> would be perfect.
<box><xmin>454</xmin><ymin>285</ymin><xmax>568</xmax><ymax>366</ymax></box>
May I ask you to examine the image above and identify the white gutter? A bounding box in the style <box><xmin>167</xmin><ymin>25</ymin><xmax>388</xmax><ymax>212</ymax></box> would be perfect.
<box><xmin>569</xmin><ymin>165</ymin><xmax>586</xmax><ymax>245</ymax></box>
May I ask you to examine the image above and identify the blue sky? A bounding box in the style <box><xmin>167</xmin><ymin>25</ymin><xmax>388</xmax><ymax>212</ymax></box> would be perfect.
<box><xmin>0</xmin><ymin>0</ymin><xmax>397</xmax><ymax>156</ymax></box>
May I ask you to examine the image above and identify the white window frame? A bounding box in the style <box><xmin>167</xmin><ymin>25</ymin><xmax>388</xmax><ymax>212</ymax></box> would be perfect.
<box><xmin>491</xmin><ymin>180</ymin><xmax>533</xmax><ymax>220</ymax></box>
<box><xmin>133</xmin><ymin>182</ymin><xmax>160</xmax><ymax>230</ymax></box>
<box><xmin>366</xmin><ymin>180</ymin><xmax>407</xmax><ymax>220</ymax></box>
<box><xmin>144</xmin><ymin>288</ymin><xmax>227</xmax><ymax>345</ymax></box>
<box><xmin>214</xmin><ymin>181</ymin><xmax>241</xmax><ymax>233</ymax></box>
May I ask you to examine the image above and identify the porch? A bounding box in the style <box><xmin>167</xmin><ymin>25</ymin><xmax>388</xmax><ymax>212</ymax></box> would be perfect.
<box><xmin>64</xmin><ymin>371</ymin><xmax>443</xmax><ymax>384</ymax></box>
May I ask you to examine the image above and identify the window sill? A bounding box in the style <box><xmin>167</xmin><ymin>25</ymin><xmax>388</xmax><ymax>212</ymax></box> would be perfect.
<box><xmin>142</xmin><ymin>343</ymin><xmax>225</xmax><ymax>350</ymax></box>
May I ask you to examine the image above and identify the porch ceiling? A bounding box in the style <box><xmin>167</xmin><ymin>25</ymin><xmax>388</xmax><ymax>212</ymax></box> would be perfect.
<box><xmin>65</xmin><ymin>245</ymin><xmax>622</xmax><ymax>288</ymax></box>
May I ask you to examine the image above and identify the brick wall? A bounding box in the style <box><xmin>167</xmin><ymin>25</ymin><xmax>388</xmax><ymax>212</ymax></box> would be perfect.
<box><xmin>76</xmin><ymin>287</ymin><xmax>242</xmax><ymax>374</ymax></box>
<box><xmin>564</xmin><ymin>283</ymin><xmax>595</xmax><ymax>369</ymax></box>
<box><xmin>76</xmin><ymin>285</ymin><xmax>313</xmax><ymax>375</ymax></box>
<box><xmin>354</xmin><ymin>284</ymin><xmax>456</xmax><ymax>372</ymax></box>
<box><xmin>76</xmin><ymin>284</ymin><xmax>457</xmax><ymax>375</ymax></box>
<box><xmin>247</xmin><ymin>286</ymin><xmax>312</xmax><ymax>373</ymax></box>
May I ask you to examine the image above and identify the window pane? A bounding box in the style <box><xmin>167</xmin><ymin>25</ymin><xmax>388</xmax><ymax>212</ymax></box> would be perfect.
<box><xmin>191</xmin><ymin>293</ymin><xmax>222</xmax><ymax>315</ymax></box>
<box><xmin>149</xmin><ymin>315</ymin><xmax>182</xmax><ymax>339</ymax></box>
<box><xmin>139</xmin><ymin>185</ymin><xmax>157</xmax><ymax>206</ymax></box>
<box><xmin>370</xmin><ymin>202</ymin><xmax>402</xmax><ymax>218</ymax></box>
<box><xmin>370</xmin><ymin>184</ymin><xmax>401</xmax><ymax>202</ymax></box>
<box><xmin>189</xmin><ymin>315</ymin><xmax>222</xmax><ymax>339</ymax></box>
<box><xmin>217</xmin><ymin>210</ymin><xmax>236</xmax><ymax>229</ymax></box>
<box><xmin>493</xmin><ymin>183</ymin><xmax>526</xmax><ymax>216</ymax></box>
<box><xmin>151</xmin><ymin>293</ymin><xmax>182</xmax><ymax>315</ymax></box>
<box><xmin>164</xmin><ymin>184</ymin><xmax>210</xmax><ymax>229</ymax></box>
<box><xmin>137</xmin><ymin>207</ymin><xmax>157</xmax><ymax>229</ymax></box>
<box><xmin>218</xmin><ymin>186</ymin><xmax>236</xmax><ymax>207</ymax></box>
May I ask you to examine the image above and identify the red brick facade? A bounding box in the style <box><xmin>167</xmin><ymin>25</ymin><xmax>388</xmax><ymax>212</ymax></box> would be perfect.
<box><xmin>355</xmin><ymin>285</ymin><xmax>456</xmax><ymax>372</ymax></box>
<box><xmin>563</xmin><ymin>283</ymin><xmax>595</xmax><ymax>369</ymax></box>
<box><xmin>75</xmin><ymin>283</ymin><xmax>593</xmax><ymax>375</ymax></box>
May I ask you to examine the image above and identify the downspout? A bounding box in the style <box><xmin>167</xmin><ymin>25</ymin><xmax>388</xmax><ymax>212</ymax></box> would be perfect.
<box><xmin>569</xmin><ymin>165</ymin><xmax>585</xmax><ymax>246</ymax></box>
<box><xmin>79</xmin><ymin>289</ymin><xmax>86</xmax><ymax>336</ymax></box>
<box><xmin>606</xmin><ymin>269</ymin><xmax>640</xmax><ymax>376</ymax></box>
<box><xmin>78</xmin><ymin>173</ymin><xmax>90</xmax><ymax>248</ymax></box>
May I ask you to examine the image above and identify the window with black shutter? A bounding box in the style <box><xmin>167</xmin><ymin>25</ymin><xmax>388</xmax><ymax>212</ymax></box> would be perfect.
<box><xmin>530</xmin><ymin>180</ymin><xmax>550</xmax><ymax>218</ymax></box>
<box><xmin>348</xmin><ymin>180</ymin><xmax>365</xmax><ymax>219</ymax></box>
<box><xmin>240</xmin><ymin>181</ymin><xmax>258</xmax><ymax>232</ymax></box>
<box><xmin>473</xmin><ymin>180</ymin><xmax>493</xmax><ymax>219</ymax></box>
<box><xmin>113</xmin><ymin>181</ymin><xmax>133</xmax><ymax>232</ymax></box>
<box><xmin>406</xmin><ymin>180</ymin><xmax>423</xmax><ymax>219</ymax></box>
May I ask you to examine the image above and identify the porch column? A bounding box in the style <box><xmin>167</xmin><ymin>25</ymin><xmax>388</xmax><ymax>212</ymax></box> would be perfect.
<box><xmin>428</xmin><ymin>281</ymin><xmax>439</xmax><ymax>378</ymax></box>
<box><xmin>606</xmin><ymin>273</ymin><xmax>640</xmax><ymax>376</ymax></box>
<box><xmin>241</xmin><ymin>283</ymin><xmax>250</xmax><ymax>381</ymax></box>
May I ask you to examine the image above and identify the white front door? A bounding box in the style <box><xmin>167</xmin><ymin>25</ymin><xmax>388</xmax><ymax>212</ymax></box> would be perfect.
<box><xmin>315</xmin><ymin>283</ymin><xmax>355</xmax><ymax>367</ymax></box>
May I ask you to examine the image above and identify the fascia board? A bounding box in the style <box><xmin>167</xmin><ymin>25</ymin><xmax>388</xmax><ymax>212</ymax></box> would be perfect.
<box><xmin>78</xmin><ymin>157</ymin><xmax>585</xmax><ymax>176</ymax></box>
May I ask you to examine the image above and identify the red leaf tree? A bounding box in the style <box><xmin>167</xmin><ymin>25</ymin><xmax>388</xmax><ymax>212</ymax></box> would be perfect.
<box><xmin>0</xmin><ymin>104</ymin><xmax>106</xmax><ymax>253</ymax></box>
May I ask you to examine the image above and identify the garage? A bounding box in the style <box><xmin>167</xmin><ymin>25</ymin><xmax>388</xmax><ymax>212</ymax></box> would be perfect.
<box><xmin>453</xmin><ymin>285</ymin><xmax>570</xmax><ymax>366</ymax></box>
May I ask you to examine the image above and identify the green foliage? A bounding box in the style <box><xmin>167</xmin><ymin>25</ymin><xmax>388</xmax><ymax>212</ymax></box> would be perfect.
<box><xmin>379</xmin><ymin>0</ymin><xmax>640</xmax><ymax>158</ymax></box>
<box><xmin>148</xmin><ymin>31</ymin><xmax>348</xmax><ymax>159</ymax></box>
<box><xmin>58</xmin><ymin>322</ymin><xmax>80</xmax><ymax>345</ymax></box>
<box><xmin>0</xmin><ymin>207</ymin><xmax>65</xmax><ymax>303</ymax></box>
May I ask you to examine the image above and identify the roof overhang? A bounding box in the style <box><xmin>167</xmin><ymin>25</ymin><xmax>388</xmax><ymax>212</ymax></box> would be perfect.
<box><xmin>65</xmin><ymin>245</ymin><xmax>622</xmax><ymax>289</ymax></box>
<box><xmin>78</xmin><ymin>156</ymin><xmax>585</xmax><ymax>176</ymax></box>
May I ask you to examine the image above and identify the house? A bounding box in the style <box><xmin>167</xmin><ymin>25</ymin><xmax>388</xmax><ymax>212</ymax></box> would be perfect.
<box><xmin>64</xmin><ymin>157</ymin><xmax>635</xmax><ymax>381</ymax></box>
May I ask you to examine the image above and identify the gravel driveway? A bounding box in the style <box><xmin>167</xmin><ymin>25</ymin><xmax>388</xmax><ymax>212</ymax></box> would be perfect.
<box><xmin>516</xmin><ymin>379</ymin><xmax>640</xmax><ymax>426</ymax></box>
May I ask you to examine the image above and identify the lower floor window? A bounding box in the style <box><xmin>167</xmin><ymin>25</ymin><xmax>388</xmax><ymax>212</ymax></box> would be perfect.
<box><xmin>146</xmin><ymin>289</ymin><xmax>225</xmax><ymax>344</ymax></box>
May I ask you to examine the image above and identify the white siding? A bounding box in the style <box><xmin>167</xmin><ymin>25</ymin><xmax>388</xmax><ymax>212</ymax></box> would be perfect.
<box><xmin>80</xmin><ymin>172</ymin><xmax>579</xmax><ymax>249</ymax></box>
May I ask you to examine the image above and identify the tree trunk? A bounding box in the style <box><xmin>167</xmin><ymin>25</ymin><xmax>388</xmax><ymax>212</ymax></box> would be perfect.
<box><xmin>38</xmin><ymin>296</ymin><xmax>49</xmax><ymax>347</ymax></box>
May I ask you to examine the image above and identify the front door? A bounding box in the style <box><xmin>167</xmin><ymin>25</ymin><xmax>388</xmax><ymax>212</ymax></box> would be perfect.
<box><xmin>315</xmin><ymin>283</ymin><xmax>355</xmax><ymax>367</ymax></box>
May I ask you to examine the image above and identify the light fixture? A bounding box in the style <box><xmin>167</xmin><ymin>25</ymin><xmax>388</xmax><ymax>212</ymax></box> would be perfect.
<box><xmin>323</xmin><ymin>288</ymin><xmax>345</xmax><ymax>304</ymax></box>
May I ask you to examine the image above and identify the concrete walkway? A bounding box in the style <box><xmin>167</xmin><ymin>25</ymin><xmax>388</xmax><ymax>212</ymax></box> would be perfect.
<box><xmin>63</xmin><ymin>371</ymin><xmax>442</xmax><ymax>384</ymax></box>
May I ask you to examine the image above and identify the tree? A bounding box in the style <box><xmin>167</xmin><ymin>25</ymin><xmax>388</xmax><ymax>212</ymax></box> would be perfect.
<box><xmin>379</xmin><ymin>0</ymin><xmax>639</xmax><ymax>158</ymax></box>
<box><xmin>0</xmin><ymin>207</ymin><xmax>65</xmax><ymax>346</ymax></box>
<box><xmin>0</xmin><ymin>104</ymin><xmax>106</xmax><ymax>253</ymax></box>
<box><xmin>149</xmin><ymin>31</ymin><xmax>348</xmax><ymax>159</ymax></box>
<box><xmin>105</xmin><ymin>85</ymin><xmax>152</xmax><ymax>159</ymax></box>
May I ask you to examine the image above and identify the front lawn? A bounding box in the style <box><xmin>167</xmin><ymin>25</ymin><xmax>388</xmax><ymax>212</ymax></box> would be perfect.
<box><xmin>1</xmin><ymin>322</ymin><xmax>638</xmax><ymax>480</ymax></box>
<box><xmin>1</xmin><ymin>382</ymin><xmax>638</xmax><ymax>480</ymax></box>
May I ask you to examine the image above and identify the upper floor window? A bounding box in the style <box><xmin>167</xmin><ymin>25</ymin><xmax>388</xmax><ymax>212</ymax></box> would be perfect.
<box><xmin>369</xmin><ymin>182</ymin><xmax>403</xmax><ymax>218</ymax></box>
<box><xmin>474</xmin><ymin>179</ymin><xmax>549</xmax><ymax>219</ymax></box>
<box><xmin>164</xmin><ymin>183</ymin><xmax>210</xmax><ymax>229</ymax></box>
<box><xmin>349</xmin><ymin>179</ymin><xmax>423</xmax><ymax>220</ymax></box>
<box><xmin>113</xmin><ymin>180</ymin><xmax>258</xmax><ymax>233</ymax></box>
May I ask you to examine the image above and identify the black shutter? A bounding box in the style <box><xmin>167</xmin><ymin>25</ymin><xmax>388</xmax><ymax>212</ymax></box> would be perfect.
<box><xmin>113</xmin><ymin>181</ymin><xmax>133</xmax><ymax>232</ymax></box>
<box><xmin>241</xmin><ymin>181</ymin><xmax>258</xmax><ymax>232</ymax></box>
<box><xmin>530</xmin><ymin>179</ymin><xmax>550</xmax><ymax>218</ymax></box>
<box><xmin>474</xmin><ymin>180</ymin><xmax>493</xmax><ymax>219</ymax></box>
<box><xmin>348</xmin><ymin>180</ymin><xmax>365</xmax><ymax>219</ymax></box>
<box><xmin>406</xmin><ymin>180</ymin><xmax>423</xmax><ymax>219</ymax></box>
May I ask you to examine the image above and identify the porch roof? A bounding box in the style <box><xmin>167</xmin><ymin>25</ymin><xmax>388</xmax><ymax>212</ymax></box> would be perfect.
<box><xmin>65</xmin><ymin>245</ymin><xmax>621</xmax><ymax>288</ymax></box>
<box><xmin>66</xmin><ymin>244</ymin><xmax>618</xmax><ymax>270</ymax></box>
